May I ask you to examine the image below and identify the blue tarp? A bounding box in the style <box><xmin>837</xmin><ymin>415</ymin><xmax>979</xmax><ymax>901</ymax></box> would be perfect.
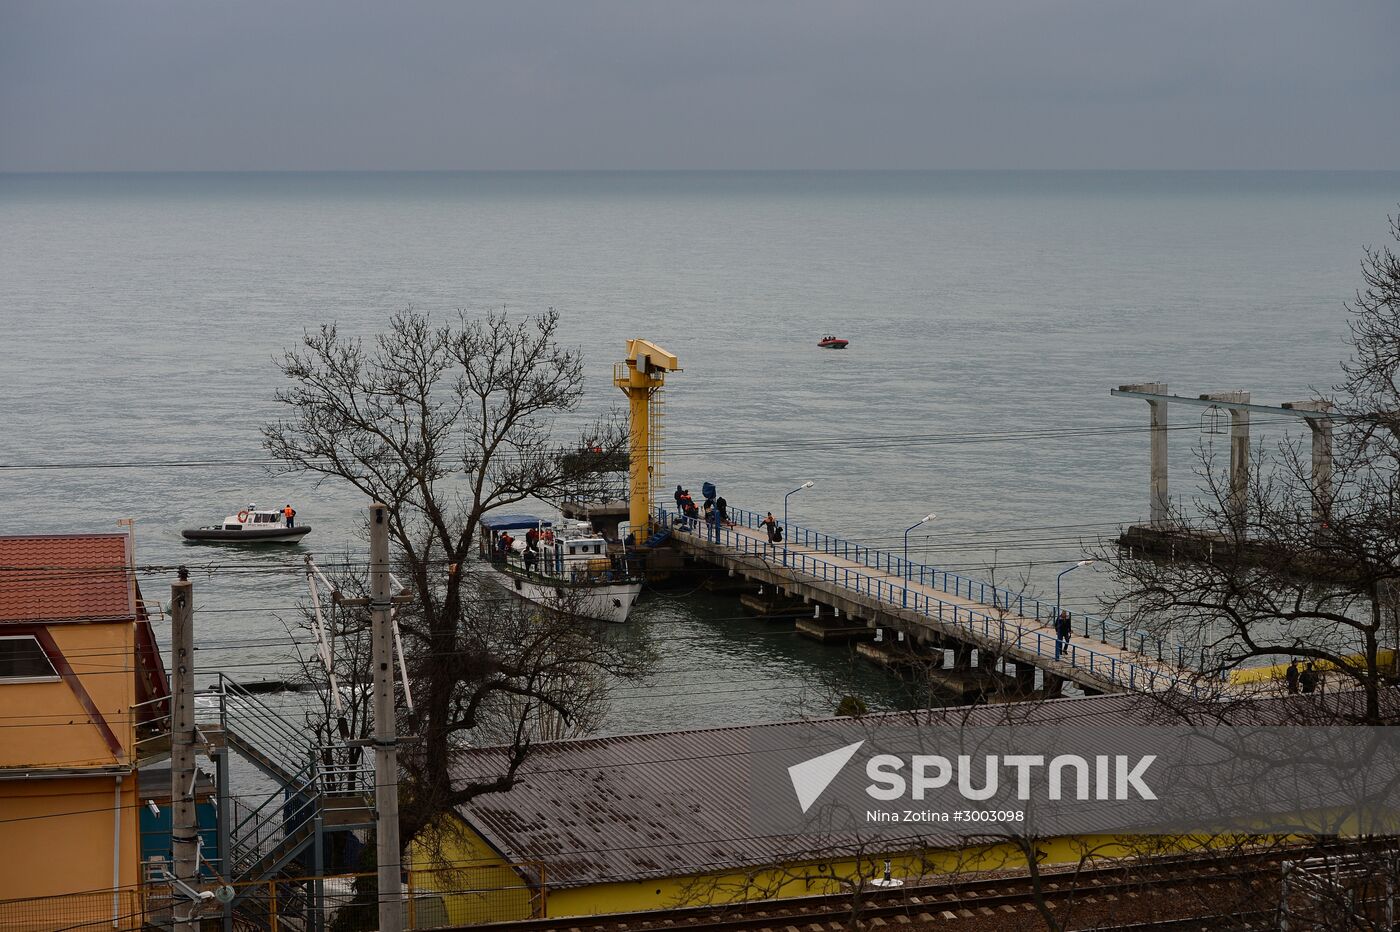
<box><xmin>480</xmin><ymin>513</ymin><xmax>552</xmax><ymax>531</ymax></box>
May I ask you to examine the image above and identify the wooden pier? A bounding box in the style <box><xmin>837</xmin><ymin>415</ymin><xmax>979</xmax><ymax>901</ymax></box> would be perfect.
<box><xmin>661</xmin><ymin>507</ymin><xmax>1208</xmax><ymax>697</ymax></box>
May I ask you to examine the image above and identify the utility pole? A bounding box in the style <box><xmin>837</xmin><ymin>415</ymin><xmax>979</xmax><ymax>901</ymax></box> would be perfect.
<box><xmin>170</xmin><ymin>569</ymin><xmax>198</xmax><ymax>932</ymax></box>
<box><xmin>370</xmin><ymin>502</ymin><xmax>404</xmax><ymax>932</ymax></box>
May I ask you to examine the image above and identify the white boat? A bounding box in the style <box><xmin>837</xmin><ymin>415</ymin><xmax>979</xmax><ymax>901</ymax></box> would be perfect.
<box><xmin>479</xmin><ymin>514</ymin><xmax>642</xmax><ymax>624</ymax></box>
<box><xmin>182</xmin><ymin>503</ymin><xmax>311</xmax><ymax>543</ymax></box>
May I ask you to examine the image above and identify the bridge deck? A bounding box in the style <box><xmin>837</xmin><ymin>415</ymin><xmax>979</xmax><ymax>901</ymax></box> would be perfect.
<box><xmin>658</xmin><ymin>506</ymin><xmax>1208</xmax><ymax>696</ymax></box>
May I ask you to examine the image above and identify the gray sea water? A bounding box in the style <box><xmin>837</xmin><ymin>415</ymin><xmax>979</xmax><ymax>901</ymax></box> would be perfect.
<box><xmin>3</xmin><ymin>170</ymin><xmax>1398</xmax><ymax>732</ymax></box>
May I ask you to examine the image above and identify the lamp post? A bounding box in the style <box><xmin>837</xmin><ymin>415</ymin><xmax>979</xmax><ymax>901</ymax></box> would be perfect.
<box><xmin>903</xmin><ymin>513</ymin><xmax>937</xmax><ymax>580</ymax></box>
<box><xmin>783</xmin><ymin>481</ymin><xmax>814</xmax><ymax>565</ymax></box>
<box><xmin>1055</xmin><ymin>559</ymin><xmax>1096</xmax><ymax>630</ymax></box>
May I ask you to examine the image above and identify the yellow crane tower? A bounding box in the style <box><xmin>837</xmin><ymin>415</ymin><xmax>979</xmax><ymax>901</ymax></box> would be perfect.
<box><xmin>614</xmin><ymin>338</ymin><xmax>681</xmax><ymax>545</ymax></box>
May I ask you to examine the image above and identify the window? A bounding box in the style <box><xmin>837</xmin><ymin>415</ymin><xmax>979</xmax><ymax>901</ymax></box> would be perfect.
<box><xmin>0</xmin><ymin>636</ymin><xmax>58</xmax><ymax>680</ymax></box>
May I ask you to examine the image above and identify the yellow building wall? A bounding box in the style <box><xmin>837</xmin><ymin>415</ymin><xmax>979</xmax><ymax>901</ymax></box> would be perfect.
<box><xmin>407</xmin><ymin>819</ymin><xmax>538</xmax><ymax>925</ymax></box>
<box><xmin>1230</xmin><ymin>648</ymin><xmax>1397</xmax><ymax>685</ymax></box>
<box><xmin>0</xmin><ymin>773</ymin><xmax>142</xmax><ymax>902</ymax></box>
<box><xmin>539</xmin><ymin>836</ymin><xmax>1139</xmax><ymax>917</ymax></box>
<box><xmin>0</xmin><ymin>621</ymin><xmax>143</xmax><ymax>906</ymax></box>
<box><xmin>0</xmin><ymin>623</ymin><xmax>135</xmax><ymax>770</ymax></box>
<box><xmin>410</xmin><ymin>815</ymin><xmax>1198</xmax><ymax>921</ymax></box>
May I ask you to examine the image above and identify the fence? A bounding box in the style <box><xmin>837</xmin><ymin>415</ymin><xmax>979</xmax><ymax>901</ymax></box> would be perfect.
<box><xmin>0</xmin><ymin>887</ymin><xmax>146</xmax><ymax>932</ymax></box>
<box><xmin>0</xmin><ymin>862</ymin><xmax>544</xmax><ymax>931</ymax></box>
<box><xmin>724</xmin><ymin>505</ymin><xmax>1175</xmax><ymax>652</ymax></box>
<box><xmin>660</xmin><ymin>506</ymin><xmax>1205</xmax><ymax>697</ymax></box>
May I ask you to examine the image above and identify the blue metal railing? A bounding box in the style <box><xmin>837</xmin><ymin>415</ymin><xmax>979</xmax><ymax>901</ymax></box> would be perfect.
<box><xmin>660</xmin><ymin>506</ymin><xmax>1201</xmax><ymax>697</ymax></box>
<box><xmin>719</xmin><ymin>505</ymin><xmax>1181</xmax><ymax>663</ymax></box>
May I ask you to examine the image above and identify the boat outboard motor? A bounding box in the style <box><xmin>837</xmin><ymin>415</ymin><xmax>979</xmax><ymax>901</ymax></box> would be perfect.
<box><xmin>702</xmin><ymin>481</ymin><xmax>717</xmax><ymax>504</ymax></box>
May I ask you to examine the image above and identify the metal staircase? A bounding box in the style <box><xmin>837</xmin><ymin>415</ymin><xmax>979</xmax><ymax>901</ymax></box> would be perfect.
<box><xmin>210</xmin><ymin>675</ymin><xmax>375</xmax><ymax>931</ymax></box>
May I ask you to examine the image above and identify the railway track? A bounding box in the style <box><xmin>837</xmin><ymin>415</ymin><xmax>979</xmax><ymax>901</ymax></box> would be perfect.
<box><xmin>448</xmin><ymin>844</ymin><xmax>1354</xmax><ymax>932</ymax></box>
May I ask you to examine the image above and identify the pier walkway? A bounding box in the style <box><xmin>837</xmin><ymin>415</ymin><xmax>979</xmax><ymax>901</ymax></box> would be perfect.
<box><xmin>658</xmin><ymin>505</ymin><xmax>1210</xmax><ymax>697</ymax></box>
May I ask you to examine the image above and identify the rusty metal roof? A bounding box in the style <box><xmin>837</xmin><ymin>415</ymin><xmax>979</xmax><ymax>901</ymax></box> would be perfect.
<box><xmin>0</xmin><ymin>533</ymin><xmax>136</xmax><ymax>624</ymax></box>
<box><xmin>451</xmin><ymin>719</ymin><xmax>861</xmax><ymax>889</ymax></box>
<box><xmin>450</xmin><ymin>695</ymin><xmax>1135</xmax><ymax>888</ymax></box>
<box><xmin>448</xmin><ymin>688</ymin><xmax>1400</xmax><ymax>888</ymax></box>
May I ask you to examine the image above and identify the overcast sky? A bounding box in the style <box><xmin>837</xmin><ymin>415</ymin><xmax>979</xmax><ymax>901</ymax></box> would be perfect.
<box><xmin>2</xmin><ymin>0</ymin><xmax>1398</xmax><ymax>172</ymax></box>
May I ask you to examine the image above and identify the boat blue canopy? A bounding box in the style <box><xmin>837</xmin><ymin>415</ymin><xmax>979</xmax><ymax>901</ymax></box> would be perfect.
<box><xmin>480</xmin><ymin>514</ymin><xmax>552</xmax><ymax>531</ymax></box>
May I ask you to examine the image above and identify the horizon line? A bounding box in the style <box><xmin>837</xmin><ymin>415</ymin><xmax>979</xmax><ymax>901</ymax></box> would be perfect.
<box><xmin>3</xmin><ymin>167</ymin><xmax>1399</xmax><ymax>176</ymax></box>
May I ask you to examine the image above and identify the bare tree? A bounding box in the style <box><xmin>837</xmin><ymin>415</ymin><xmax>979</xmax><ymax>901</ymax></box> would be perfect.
<box><xmin>264</xmin><ymin>307</ymin><xmax>645</xmax><ymax>844</ymax></box>
<box><xmin>1102</xmin><ymin>212</ymin><xmax>1400</xmax><ymax>725</ymax></box>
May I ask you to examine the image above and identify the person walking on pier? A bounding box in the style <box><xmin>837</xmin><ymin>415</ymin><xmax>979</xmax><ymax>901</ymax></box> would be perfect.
<box><xmin>1054</xmin><ymin>610</ymin><xmax>1072</xmax><ymax>660</ymax></box>
<box><xmin>1300</xmin><ymin>662</ymin><xmax>1319</xmax><ymax>694</ymax></box>
<box><xmin>1285</xmin><ymin>659</ymin><xmax>1300</xmax><ymax>694</ymax></box>
<box><xmin>761</xmin><ymin>512</ymin><xmax>779</xmax><ymax>553</ymax></box>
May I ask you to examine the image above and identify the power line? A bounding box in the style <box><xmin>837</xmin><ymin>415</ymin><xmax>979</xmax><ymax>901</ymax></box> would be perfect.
<box><xmin>0</xmin><ymin>416</ymin><xmax>1312</xmax><ymax>472</ymax></box>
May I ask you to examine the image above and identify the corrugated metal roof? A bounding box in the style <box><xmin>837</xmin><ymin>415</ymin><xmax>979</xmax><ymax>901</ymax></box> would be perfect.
<box><xmin>449</xmin><ymin>689</ymin><xmax>1400</xmax><ymax>888</ymax></box>
<box><xmin>450</xmin><ymin>698</ymin><xmax>1083</xmax><ymax>887</ymax></box>
<box><xmin>0</xmin><ymin>533</ymin><xmax>136</xmax><ymax>624</ymax></box>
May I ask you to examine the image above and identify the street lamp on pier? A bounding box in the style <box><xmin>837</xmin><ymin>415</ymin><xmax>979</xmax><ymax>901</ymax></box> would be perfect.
<box><xmin>783</xmin><ymin>481</ymin><xmax>814</xmax><ymax>565</ymax></box>
<box><xmin>1055</xmin><ymin>559</ymin><xmax>1096</xmax><ymax>632</ymax></box>
<box><xmin>903</xmin><ymin>513</ymin><xmax>937</xmax><ymax>580</ymax></box>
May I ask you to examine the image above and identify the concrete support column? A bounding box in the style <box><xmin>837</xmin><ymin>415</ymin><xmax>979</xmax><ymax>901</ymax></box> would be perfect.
<box><xmin>1204</xmin><ymin>391</ymin><xmax>1250</xmax><ymax>534</ymax></box>
<box><xmin>1230</xmin><ymin>407</ymin><xmax>1250</xmax><ymax>534</ymax></box>
<box><xmin>952</xmin><ymin>643</ymin><xmax>973</xmax><ymax>671</ymax></box>
<box><xmin>1014</xmin><ymin>662</ymin><xmax>1036</xmax><ymax>691</ymax></box>
<box><xmin>1149</xmin><ymin>394</ymin><xmax>1169</xmax><ymax>527</ymax></box>
<box><xmin>1286</xmin><ymin>401</ymin><xmax>1335</xmax><ymax>532</ymax></box>
<box><xmin>1043</xmin><ymin>673</ymin><xmax>1064</xmax><ymax>697</ymax></box>
<box><xmin>1311</xmin><ymin>418</ymin><xmax>1333</xmax><ymax>529</ymax></box>
<box><xmin>1120</xmin><ymin>382</ymin><xmax>1169</xmax><ymax>526</ymax></box>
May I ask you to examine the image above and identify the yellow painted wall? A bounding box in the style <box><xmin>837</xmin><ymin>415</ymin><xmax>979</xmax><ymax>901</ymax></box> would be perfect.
<box><xmin>538</xmin><ymin>835</ymin><xmax>1141</xmax><ymax>917</ymax></box>
<box><xmin>0</xmin><ymin>621</ymin><xmax>142</xmax><ymax>905</ymax></box>
<box><xmin>1230</xmin><ymin>648</ymin><xmax>1396</xmax><ymax>685</ymax></box>
<box><xmin>407</xmin><ymin>819</ymin><xmax>537</xmax><ymax>925</ymax></box>
<box><xmin>0</xmin><ymin>623</ymin><xmax>135</xmax><ymax>770</ymax></box>
<box><xmin>409</xmin><ymin>815</ymin><xmax>1210</xmax><ymax>921</ymax></box>
<box><xmin>0</xmin><ymin>773</ymin><xmax>142</xmax><ymax>901</ymax></box>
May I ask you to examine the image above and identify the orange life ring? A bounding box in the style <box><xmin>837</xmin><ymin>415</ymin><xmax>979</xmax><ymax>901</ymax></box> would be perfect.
<box><xmin>237</xmin><ymin>510</ymin><xmax>250</xmax><ymax>523</ymax></box>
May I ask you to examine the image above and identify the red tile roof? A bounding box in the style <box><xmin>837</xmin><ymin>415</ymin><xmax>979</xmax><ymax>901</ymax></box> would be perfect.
<box><xmin>0</xmin><ymin>533</ymin><xmax>137</xmax><ymax>624</ymax></box>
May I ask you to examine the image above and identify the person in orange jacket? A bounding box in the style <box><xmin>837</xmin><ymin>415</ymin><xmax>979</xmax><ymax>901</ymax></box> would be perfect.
<box><xmin>283</xmin><ymin>504</ymin><xmax>297</xmax><ymax>528</ymax></box>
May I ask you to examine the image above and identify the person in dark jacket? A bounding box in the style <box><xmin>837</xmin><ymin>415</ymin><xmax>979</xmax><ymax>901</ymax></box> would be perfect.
<box><xmin>1285</xmin><ymin>660</ymin><xmax>1300</xmax><ymax>694</ymax></box>
<box><xmin>706</xmin><ymin>500</ymin><xmax>722</xmax><ymax>542</ymax></box>
<box><xmin>1300</xmin><ymin>662</ymin><xmax>1319</xmax><ymax>694</ymax></box>
<box><xmin>760</xmin><ymin>512</ymin><xmax>778</xmax><ymax>551</ymax></box>
<box><xmin>1054</xmin><ymin>610</ymin><xmax>1072</xmax><ymax>660</ymax></box>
